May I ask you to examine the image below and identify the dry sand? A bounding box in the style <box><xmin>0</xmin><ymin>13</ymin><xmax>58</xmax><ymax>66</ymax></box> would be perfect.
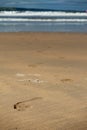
<box><xmin>0</xmin><ymin>32</ymin><xmax>87</xmax><ymax>130</ymax></box>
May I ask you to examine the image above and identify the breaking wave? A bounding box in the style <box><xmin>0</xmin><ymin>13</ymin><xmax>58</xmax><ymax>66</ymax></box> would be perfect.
<box><xmin>0</xmin><ymin>7</ymin><xmax>87</xmax><ymax>23</ymax></box>
<box><xmin>0</xmin><ymin>18</ymin><xmax>87</xmax><ymax>22</ymax></box>
<box><xmin>0</xmin><ymin>10</ymin><xmax>87</xmax><ymax>16</ymax></box>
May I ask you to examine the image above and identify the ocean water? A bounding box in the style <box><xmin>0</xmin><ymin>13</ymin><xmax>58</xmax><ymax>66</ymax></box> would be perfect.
<box><xmin>0</xmin><ymin>0</ymin><xmax>87</xmax><ymax>32</ymax></box>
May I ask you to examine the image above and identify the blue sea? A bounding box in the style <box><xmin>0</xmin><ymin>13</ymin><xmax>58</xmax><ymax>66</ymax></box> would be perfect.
<box><xmin>0</xmin><ymin>0</ymin><xmax>87</xmax><ymax>32</ymax></box>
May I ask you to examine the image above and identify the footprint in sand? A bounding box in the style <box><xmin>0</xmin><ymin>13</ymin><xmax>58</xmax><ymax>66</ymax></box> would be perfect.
<box><xmin>28</xmin><ymin>63</ymin><xmax>43</xmax><ymax>68</ymax></box>
<box><xmin>14</xmin><ymin>97</ymin><xmax>42</xmax><ymax>111</ymax></box>
<box><xmin>59</xmin><ymin>56</ymin><xmax>65</xmax><ymax>60</ymax></box>
<box><xmin>28</xmin><ymin>64</ymin><xmax>38</xmax><ymax>68</ymax></box>
<box><xmin>61</xmin><ymin>78</ymin><xmax>73</xmax><ymax>83</ymax></box>
<box><xmin>37</xmin><ymin>50</ymin><xmax>43</xmax><ymax>53</ymax></box>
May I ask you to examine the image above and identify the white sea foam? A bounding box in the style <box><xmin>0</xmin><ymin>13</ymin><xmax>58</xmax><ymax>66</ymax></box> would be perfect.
<box><xmin>0</xmin><ymin>18</ymin><xmax>87</xmax><ymax>22</ymax></box>
<box><xmin>0</xmin><ymin>11</ymin><xmax>87</xmax><ymax>23</ymax></box>
<box><xmin>0</xmin><ymin>11</ymin><xmax>87</xmax><ymax>17</ymax></box>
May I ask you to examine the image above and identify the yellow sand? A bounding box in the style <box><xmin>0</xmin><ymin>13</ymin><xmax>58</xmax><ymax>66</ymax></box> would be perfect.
<box><xmin>0</xmin><ymin>32</ymin><xmax>87</xmax><ymax>130</ymax></box>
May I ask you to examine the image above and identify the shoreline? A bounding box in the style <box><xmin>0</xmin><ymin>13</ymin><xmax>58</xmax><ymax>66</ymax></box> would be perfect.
<box><xmin>0</xmin><ymin>31</ymin><xmax>87</xmax><ymax>34</ymax></box>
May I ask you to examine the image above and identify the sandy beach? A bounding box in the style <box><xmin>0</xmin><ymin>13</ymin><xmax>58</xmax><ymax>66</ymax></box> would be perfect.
<box><xmin>0</xmin><ymin>32</ymin><xmax>87</xmax><ymax>130</ymax></box>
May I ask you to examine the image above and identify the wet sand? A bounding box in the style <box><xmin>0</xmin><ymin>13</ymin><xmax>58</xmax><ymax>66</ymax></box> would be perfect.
<box><xmin>0</xmin><ymin>32</ymin><xmax>87</xmax><ymax>130</ymax></box>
